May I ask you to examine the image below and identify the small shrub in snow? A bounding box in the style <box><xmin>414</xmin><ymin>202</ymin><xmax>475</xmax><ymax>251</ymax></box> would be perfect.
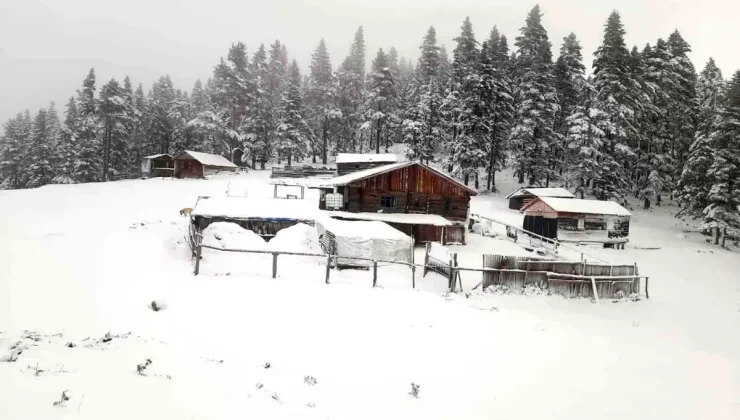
<box><xmin>409</xmin><ymin>383</ymin><xmax>420</xmax><ymax>398</ymax></box>
<box><xmin>263</xmin><ymin>362</ymin><xmax>271</xmax><ymax>369</ymax></box>
<box><xmin>255</xmin><ymin>383</ymin><xmax>264</xmax><ymax>390</ymax></box>
<box><xmin>150</xmin><ymin>300</ymin><xmax>167</xmax><ymax>312</ymax></box>
<box><xmin>52</xmin><ymin>390</ymin><xmax>70</xmax><ymax>406</ymax></box>
<box><xmin>101</xmin><ymin>332</ymin><xmax>112</xmax><ymax>343</ymax></box>
<box><xmin>136</xmin><ymin>359</ymin><xmax>152</xmax><ymax>375</ymax></box>
<box><xmin>304</xmin><ymin>375</ymin><xmax>317</xmax><ymax>386</ymax></box>
<box><xmin>66</xmin><ymin>342</ymin><xmax>76</xmax><ymax>348</ymax></box>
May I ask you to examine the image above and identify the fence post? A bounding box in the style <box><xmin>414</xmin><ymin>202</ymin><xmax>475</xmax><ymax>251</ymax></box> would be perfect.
<box><xmin>325</xmin><ymin>255</ymin><xmax>331</xmax><ymax>284</ymax></box>
<box><xmin>645</xmin><ymin>277</ymin><xmax>650</xmax><ymax>299</ymax></box>
<box><xmin>423</xmin><ymin>243</ymin><xmax>430</xmax><ymax>277</ymax></box>
<box><xmin>373</xmin><ymin>261</ymin><xmax>378</xmax><ymax>287</ymax></box>
<box><xmin>448</xmin><ymin>257</ymin><xmax>455</xmax><ymax>292</ymax></box>
<box><xmin>194</xmin><ymin>241</ymin><xmax>202</xmax><ymax>275</ymax></box>
<box><xmin>590</xmin><ymin>276</ymin><xmax>600</xmax><ymax>304</ymax></box>
<box><xmin>411</xmin><ymin>264</ymin><xmax>416</xmax><ymax>289</ymax></box>
<box><xmin>453</xmin><ymin>253</ymin><xmax>459</xmax><ymax>292</ymax></box>
<box><xmin>272</xmin><ymin>253</ymin><xmax>278</xmax><ymax>278</ymax></box>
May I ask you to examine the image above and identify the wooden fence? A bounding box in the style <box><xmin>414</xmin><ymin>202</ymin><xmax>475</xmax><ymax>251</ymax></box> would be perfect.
<box><xmin>481</xmin><ymin>254</ymin><xmax>644</xmax><ymax>300</ymax></box>
<box><xmin>270</xmin><ymin>165</ymin><xmax>335</xmax><ymax>178</ymax></box>
<box><xmin>189</xmin><ymin>233</ymin><xmax>649</xmax><ymax>300</ymax></box>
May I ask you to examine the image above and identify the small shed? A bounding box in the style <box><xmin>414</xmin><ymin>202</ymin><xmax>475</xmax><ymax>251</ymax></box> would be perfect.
<box><xmin>505</xmin><ymin>187</ymin><xmax>575</xmax><ymax>210</ymax></box>
<box><xmin>190</xmin><ymin>196</ymin><xmax>316</xmax><ymax>240</ymax></box>
<box><xmin>173</xmin><ymin>150</ymin><xmax>238</xmax><ymax>178</ymax></box>
<box><xmin>335</xmin><ymin>153</ymin><xmax>398</xmax><ymax>176</ymax></box>
<box><xmin>521</xmin><ymin>197</ymin><xmax>632</xmax><ymax>245</ymax></box>
<box><xmin>317</xmin><ymin>217</ymin><xmax>413</xmax><ymax>267</ymax></box>
<box><xmin>141</xmin><ymin>154</ymin><xmax>174</xmax><ymax>178</ymax></box>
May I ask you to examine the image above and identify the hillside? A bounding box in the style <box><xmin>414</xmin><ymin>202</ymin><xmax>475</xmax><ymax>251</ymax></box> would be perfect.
<box><xmin>1</xmin><ymin>170</ymin><xmax>738</xmax><ymax>420</ymax></box>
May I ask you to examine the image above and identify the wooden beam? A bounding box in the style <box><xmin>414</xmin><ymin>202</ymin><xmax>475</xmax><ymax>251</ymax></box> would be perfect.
<box><xmin>590</xmin><ymin>276</ymin><xmax>600</xmax><ymax>304</ymax></box>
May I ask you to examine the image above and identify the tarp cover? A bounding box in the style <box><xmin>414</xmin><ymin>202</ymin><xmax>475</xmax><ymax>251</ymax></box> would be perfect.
<box><xmin>317</xmin><ymin>217</ymin><xmax>412</xmax><ymax>266</ymax></box>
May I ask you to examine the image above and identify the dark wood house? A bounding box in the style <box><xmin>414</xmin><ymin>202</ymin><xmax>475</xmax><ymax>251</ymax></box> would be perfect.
<box><xmin>173</xmin><ymin>150</ymin><xmax>238</xmax><ymax>178</ymax></box>
<box><xmin>141</xmin><ymin>154</ymin><xmax>174</xmax><ymax>178</ymax></box>
<box><xmin>505</xmin><ymin>187</ymin><xmax>575</xmax><ymax>210</ymax></box>
<box><xmin>335</xmin><ymin>153</ymin><xmax>397</xmax><ymax>176</ymax></box>
<box><xmin>316</xmin><ymin>161</ymin><xmax>477</xmax><ymax>244</ymax></box>
<box><xmin>521</xmin><ymin>197</ymin><xmax>631</xmax><ymax>246</ymax></box>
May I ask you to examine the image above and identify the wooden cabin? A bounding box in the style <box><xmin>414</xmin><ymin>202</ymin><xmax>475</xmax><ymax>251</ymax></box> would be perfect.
<box><xmin>316</xmin><ymin>161</ymin><xmax>477</xmax><ymax>244</ymax></box>
<box><xmin>141</xmin><ymin>154</ymin><xmax>174</xmax><ymax>178</ymax></box>
<box><xmin>505</xmin><ymin>187</ymin><xmax>575</xmax><ymax>210</ymax></box>
<box><xmin>335</xmin><ymin>153</ymin><xmax>397</xmax><ymax>176</ymax></box>
<box><xmin>520</xmin><ymin>197</ymin><xmax>632</xmax><ymax>246</ymax></box>
<box><xmin>173</xmin><ymin>150</ymin><xmax>238</xmax><ymax>178</ymax></box>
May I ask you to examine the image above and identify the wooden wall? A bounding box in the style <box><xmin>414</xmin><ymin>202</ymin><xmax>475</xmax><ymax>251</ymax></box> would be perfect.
<box><xmin>175</xmin><ymin>159</ymin><xmax>204</xmax><ymax>178</ymax></box>
<box><xmin>343</xmin><ymin>165</ymin><xmax>471</xmax><ymax>221</ymax></box>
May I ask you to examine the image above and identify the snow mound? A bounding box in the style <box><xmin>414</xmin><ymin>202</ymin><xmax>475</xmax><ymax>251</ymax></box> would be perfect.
<box><xmin>203</xmin><ymin>222</ymin><xmax>267</xmax><ymax>250</ymax></box>
<box><xmin>269</xmin><ymin>223</ymin><xmax>320</xmax><ymax>254</ymax></box>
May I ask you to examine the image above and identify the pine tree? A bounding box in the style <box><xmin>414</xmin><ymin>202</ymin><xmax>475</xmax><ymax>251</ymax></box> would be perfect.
<box><xmin>276</xmin><ymin>60</ymin><xmax>312</xmax><ymax>165</ymax></box>
<box><xmin>510</xmin><ymin>5</ymin><xmax>559</xmax><ymax>186</ymax></box>
<box><xmin>591</xmin><ymin>11</ymin><xmax>639</xmax><ymax>201</ymax></box>
<box><xmin>666</xmin><ymin>30</ymin><xmax>698</xmax><ymax>187</ymax></box>
<box><xmin>242</xmin><ymin>44</ymin><xmax>271</xmax><ymax>168</ymax></box>
<box><xmin>99</xmin><ymin>78</ymin><xmax>129</xmax><ymax>180</ymax></box>
<box><xmin>26</xmin><ymin>108</ymin><xmax>53</xmax><ymax>188</ymax></box>
<box><xmin>364</xmin><ymin>48</ymin><xmax>396</xmax><ymax>154</ymax></box>
<box><xmin>53</xmin><ymin>97</ymin><xmax>77</xmax><ymax>184</ymax></box>
<box><xmin>554</xmin><ymin>33</ymin><xmax>586</xmax><ymax>178</ymax></box>
<box><xmin>0</xmin><ymin>113</ymin><xmax>32</xmax><ymax>189</ymax></box>
<box><xmin>307</xmin><ymin>39</ymin><xmax>340</xmax><ymax>164</ymax></box>
<box><xmin>44</xmin><ymin>102</ymin><xmax>62</xmax><ymax>180</ymax></box>
<box><xmin>74</xmin><ymin>68</ymin><xmax>101</xmax><ymax>183</ymax></box>
<box><xmin>702</xmin><ymin>71</ymin><xmax>740</xmax><ymax>242</ymax></box>
<box><xmin>336</xmin><ymin>26</ymin><xmax>367</xmax><ymax>152</ymax></box>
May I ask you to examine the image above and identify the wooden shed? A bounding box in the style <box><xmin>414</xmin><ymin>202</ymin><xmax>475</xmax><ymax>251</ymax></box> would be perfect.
<box><xmin>173</xmin><ymin>150</ymin><xmax>238</xmax><ymax>178</ymax></box>
<box><xmin>315</xmin><ymin>161</ymin><xmax>477</xmax><ymax>244</ymax></box>
<box><xmin>505</xmin><ymin>187</ymin><xmax>575</xmax><ymax>210</ymax></box>
<box><xmin>190</xmin><ymin>196</ymin><xmax>316</xmax><ymax>240</ymax></box>
<box><xmin>520</xmin><ymin>197</ymin><xmax>632</xmax><ymax>246</ymax></box>
<box><xmin>335</xmin><ymin>153</ymin><xmax>397</xmax><ymax>176</ymax></box>
<box><xmin>141</xmin><ymin>154</ymin><xmax>174</xmax><ymax>178</ymax></box>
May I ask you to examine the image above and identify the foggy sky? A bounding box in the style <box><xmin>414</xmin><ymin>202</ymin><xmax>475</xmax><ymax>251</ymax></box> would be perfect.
<box><xmin>1</xmin><ymin>0</ymin><xmax>739</xmax><ymax>125</ymax></box>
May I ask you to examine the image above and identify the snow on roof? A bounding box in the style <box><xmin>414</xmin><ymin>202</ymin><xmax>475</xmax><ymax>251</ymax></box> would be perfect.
<box><xmin>143</xmin><ymin>153</ymin><xmax>172</xmax><ymax>159</ymax></box>
<box><xmin>524</xmin><ymin>197</ymin><xmax>632</xmax><ymax>217</ymax></box>
<box><xmin>318</xmin><ymin>216</ymin><xmax>410</xmax><ymax>240</ymax></box>
<box><xmin>335</xmin><ymin>153</ymin><xmax>398</xmax><ymax>164</ymax></box>
<box><xmin>323</xmin><ymin>210</ymin><xmax>453</xmax><ymax>226</ymax></box>
<box><xmin>318</xmin><ymin>161</ymin><xmax>477</xmax><ymax>195</ymax></box>
<box><xmin>192</xmin><ymin>196</ymin><xmax>317</xmax><ymax>220</ymax></box>
<box><xmin>177</xmin><ymin>150</ymin><xmax>237</xmax><ymax>168</ymax></box>
<box><xmin>505</xmin><ymin>187</ymin><xmax>575</xmax><ymax>199</ymax></box>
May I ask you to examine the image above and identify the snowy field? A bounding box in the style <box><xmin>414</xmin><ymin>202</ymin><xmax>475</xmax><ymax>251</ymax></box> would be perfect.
<box><xmin>2</xmin><ymin>170</ymin><xmax>740</xmax><ymax>420</ymax></box>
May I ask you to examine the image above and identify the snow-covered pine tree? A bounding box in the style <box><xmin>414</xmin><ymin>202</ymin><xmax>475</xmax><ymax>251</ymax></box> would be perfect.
<box><xmin>484</xmin><ymin>26</ymin><xmax>515</xmax><ymax>191</ymax></box>
<box><xmin>26</xmin><ymin>108</ymin><xmax>53</xmax><ymax>188</ymax></box>
<box><xmin>307</xmin><ymin>39</ymin><xmax>340</xmax><ymax>164</ymax></box>
<box><xmin>336</xmin><ymin>26</ymin><xmax>367</xmax><ymax>152</ymax></box>
<box><xmin>147</xmin><ymin>75</ymin><xmax>177</xmax><ymax>154</ymax></box>
<box><xmin>99</xmin><ymin>78</ymin><xmax>130</xmax><ymax>180</ymax></box>
<box><xmin>701</xmin><ymin>70</ymin><xmax>740</xmax><ymax>243</ymax></box>
<box><xmin>74</xmin><ymin>68</ymin><xmax>101</xmax><ymax>183</ymax></box>
<box><xmin>169</xmin><ymin>89</ymin><xmax>196</xmax><ymax>153</ymax></box>
<box><xmin>677</xmin><ymin>59</ymin><xmax>725</xmax><ymax>218</ymax></box>
<box><xmin>554</xmin><ymin>33</ymin><xmax>586</xmax><ymax>178</ymax></box>
<box><xmin>276</xmin><ymin>60</ymin><xmax>312</xmax><ymax>166</ymax></box>
<box><xmin>510</xmin><ymin>5</ymin><xmax>559</xmax><ymax>186</ymax></box>
<box><xmin>565</xmin><ymin>78</ymin><xmax>607</xmax><ymax>198</ymax></box>
<box><xmin>0</xmin><ymin>113</ymin><xmax>31</xmax><ymax>189</ymax></box>
<box><xmin>364</xmin><ymin>48</ymin><xmax>397</xmax><ymax>154</ymax></box>
<box><xmin>44</xmin><ymin>102</ymin><xmax>62</xmax><ymax>181</ymax></box>
<box><xmin>52</xmin><ymin>97</ymin><xmax>78</xmax><ymax>184</ymax></box>
<box><xmin>240</xmin><ymin>44</ymin><xmax>271</xmax><ymax>168</ymax></box>
<box><xmin>591</xmin><ymin>11</ymin><xmax>639</xmax><ymax>202</ymax></box>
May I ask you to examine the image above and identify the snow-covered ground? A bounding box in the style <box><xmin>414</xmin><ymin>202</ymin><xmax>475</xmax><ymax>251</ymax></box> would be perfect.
<box><xmin>2</xmin><ymin>169</ymin><xmax>739</xmax><ymax>420</ymax></box>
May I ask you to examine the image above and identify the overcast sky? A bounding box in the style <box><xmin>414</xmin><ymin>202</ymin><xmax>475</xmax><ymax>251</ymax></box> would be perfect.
<box><xmin>1</xmin><ymin>0</ymin><xmax>739</xmax><ymax>124</ymax></box>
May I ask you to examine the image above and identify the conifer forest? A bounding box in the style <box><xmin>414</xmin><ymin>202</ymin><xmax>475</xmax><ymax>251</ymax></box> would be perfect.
<box><xmin>2</xmin><ymin>6</ymin><xmax>739</xmax><ymax>233</ymax></box>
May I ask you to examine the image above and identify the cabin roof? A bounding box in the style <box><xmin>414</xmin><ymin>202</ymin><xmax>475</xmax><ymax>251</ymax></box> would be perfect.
<box><xmin>522</xmin><ymin>197</ymin><xmax>632</xmax><ymax>217</ymax></box>
<box><xmin>174</xmin><ymin>150</ymin><xmax>237</xmax><ymax>168</ymax></box>
<box><xmin>335</xmin><ymin>153</ymin><xmax>398</xmax><ymax>164</ymax></box>
<box><xmin>143</xmin><ymin>153</ymin><xmax>172</xmax><ymax>159</ymax></box>
<box><xmin>323</xmin><ymin>210</ymin><xmax>454</xmax><ymax>226</ymax></box>
<box><xmin>318</xmin><ymin>161</ymin><xmax>478</xmax><ymax>195</ymax></box>
<box><xmin>505</xmin><ymin>187</ymin><xmax>575</xmax><ymax>199</ymax></box>
<box><xmin>192</xmin><ymin>196</ymin><xmax>317</xmax><ymax>220</ymax></box>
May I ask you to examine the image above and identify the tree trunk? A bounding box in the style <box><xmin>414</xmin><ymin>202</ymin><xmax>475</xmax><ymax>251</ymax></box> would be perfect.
<box><xmin>260</xmin><ymin>159</ymin><xmax>266</xmax><ymax>170</ymax></box>
<box><xmin>322</xmin><ymin>118</ymin><xmax>328</xmax><ymax>164</ymax></box>
<box><xmin>464</xmin><ymin>174</ymin><xmax>469</xmax><ymax>186</ymax></box>
<box><xmin>643</xmin><ymin>198</ymin><xmax>650</xmax><ymax>210</ymax></box>
<box><xmin>375</xmin><ymin>122</ymin><xmax>381</xmax><ymax>154</ymax></box>
<box><xmin>518</xmin><ymin>161</ymin><xmax>525</xmax><ymax>184</ymax></box>
<box><xmin>474</xmin><ymin>172</ymin><xmax>479</xmax><ymax>190</ymax></box>
<box><xmin>287</xmin><ymin>154</ymin><xmax>292</xmax><ymax>167</ymax></box>
<box><xmin>720</xmin><ymin>228</ymin><xmax>727</xmax><ymax>247</ymax></box>
<box><xmin>656</xmin><ymin>194</ymin><xmax>662</xmax><ymax>206</ymax></box>
<box><xmin>712</xmin><ymin>226</ymin><xmax>719</xmax><ymax>244</ymax></box>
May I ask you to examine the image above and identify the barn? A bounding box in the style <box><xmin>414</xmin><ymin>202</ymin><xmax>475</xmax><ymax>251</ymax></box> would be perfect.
<box><xmin>173</xmin><ymin>150</ymin><xmax>238</xmax><ymax>178</ymax></box>
<box><xmin>315</xmin><ymin>161</ymin><xmax>477</xmax><ymax>244</ymax></box>
<box><xmin>141</xmin><ymin>154</ymin><xmax>174</xmax><ymax>178</ymax></box>
<box><xmin>505</xmin><ymin>187</ymin><xmax>575</xmax><ymax>210</ymax></box>
<box><xmin>335</xmin><ymin>153</ymin><xmax>397</xmax><ymax>176</ymax></box>
<box><xmin>520</xmin><ymin>197</ymin><xmax>632</xmax><ymax>246</ymax></box>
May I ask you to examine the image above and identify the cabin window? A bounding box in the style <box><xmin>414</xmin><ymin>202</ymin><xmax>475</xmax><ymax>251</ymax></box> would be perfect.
<box><xmin>577</xmin><ymin>218</ymin><xmax>585</xmax><ymax>230</ymax></box>
<box><xmin>444</xmin><ymin>198</ymin><xmax>452</xmax><ymax>213</ymax></box>
<box><xmin>380</xmin><ymin>196</ymin><xmax>397</xmax><ymax>209</ymax></box>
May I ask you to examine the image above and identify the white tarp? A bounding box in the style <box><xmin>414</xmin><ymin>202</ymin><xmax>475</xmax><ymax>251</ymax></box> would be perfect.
<box><xmin>317</xmin><ymin>217</ymin><xmax>412</xmax><ymax>266</ymax></box>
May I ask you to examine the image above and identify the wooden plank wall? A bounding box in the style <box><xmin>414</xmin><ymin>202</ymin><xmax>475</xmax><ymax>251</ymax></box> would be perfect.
<box><xmin>481</xmin><ymin>255</ymin><xmax>638</xmax><ymax>299</ymax></box>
